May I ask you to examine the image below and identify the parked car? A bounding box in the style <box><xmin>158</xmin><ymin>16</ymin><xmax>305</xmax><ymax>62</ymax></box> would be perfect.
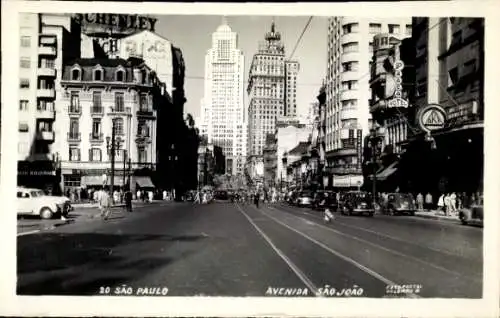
<box><xmin>312</xmin><ymin>191</ymin><xmax>338</xmax><ymax>211</ymax></box>
<box><xmin>459</xmin><ymin>204</ymin><xmax>483</xmax><ymax>226</ymax></box>
<box><xmin>339</xmin><ymin>191</ymin><xmax>375</xmax><ymax>217</ymax></box>
<box><xmin>17</xmin><ymin>187</ymin><xmax>72</xmax><ymax>219</ymax></box>
<box><xmin>296</xmin><ymin>190</ymin><xmax>314</xmax><ymax>207</ymax></box>
<box><xmin>382</xmin><ymin>193</ymin><xmax>416</xmax><ymax>216</ymax></box>
<box><xmin>214</xmin><ymin>190</ymin><xmax>229</xmax><ymax>201</ymax></box>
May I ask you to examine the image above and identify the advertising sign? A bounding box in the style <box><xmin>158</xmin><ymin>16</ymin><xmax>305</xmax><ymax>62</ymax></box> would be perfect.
<box><xmin>74</xmin><ymin>14</ymin><xmax>157</xmax><ymax>33</ymax></box>
<box><xmin>387</xmin><ymin>60</ymin><xmax>409</xmax><ymax>108</ymax></box>
<box><xmin>417</xmin><ymin>104</ymin><xmax>447</xmax><ymax>133</ymax></box>
<box><xmin>356</xmin><ymin>129</ymin><xmax>363</xmax><ymax>169</ymax></box>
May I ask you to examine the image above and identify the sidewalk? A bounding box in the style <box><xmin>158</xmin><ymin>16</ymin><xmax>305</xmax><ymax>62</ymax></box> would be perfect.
<box><xmin>71</xmin><ymin>200</ymin><xmax>167</xmax><ymax>209</ymax></box>
<box><xmin>414</xmin><ymin>210</ymin><xmax>460</xmax><ymax>222</ymax></box>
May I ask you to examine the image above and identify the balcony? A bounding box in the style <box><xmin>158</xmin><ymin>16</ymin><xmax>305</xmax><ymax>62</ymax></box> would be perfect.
<box><xmin>37</xmin><ymin>88</ymin><xmax>55</xmax><ymax>99</ymax></box>
<box><xmin>90</xmin><ymin>106</ymin><xmax>105</xmax><ymax>116</ymax></box>
<box><xmin>39</xmin><ymin>35</ymin><xmax>56</xmax><ymax>45</ymax></box>
<box><xmin>109</xmin><ymin>106</ymin><xmax>131</xmax><ymax>116</ymax></box>
<box><xmin>340</xmin><ymin>107</ymin><xmax>358</xmax><ymax>120</ymax></box>
<box><xmin>340</xmin><ymin>51</ymin><xmax>360</xmax><ymax>64</ymax></box>
<box><xmin>89</xmin><ymin>133</ymin><xmax>104</xmax><ymax>143</ymax></box>
<box><xmin>67</xmin><ymin>132</ymin><xmax>81</xmax><ymax>142</ymax></box>
<box><xmin>341</xmin><ymin>70</ymin><xmax>358</xmax><ymax>82</ymax></box>
<box><xmin>67</xmin><ymin>105</ymin><xmax>82</xmax><ymax>116</ymax></box>
<box><xmin>341</xmin><ymin>32</ymin><xmax>360</xmax><ymax>45</ymax></box>
<box><xmin>38</xmin><ymin>45</ymin><xmax>56</xmax><ymax>56</ymax></box>
<box><xmin>340</xmin><ymin>89</ymin><xmax>358</xmax><ymax>101</ymax></box>
<box><xmin>36</xmin><ymin>131</ymin><xmax>55</xmax><ymax>142</ymax></box>
<box><xmin>38</xmin><ymin>67</ymin><xmax>56</xmax><ymax>78</ymax></box>
<box><xmin>36</xmin><ymin>108</ymin><xmax>55</xmax><ymax>120</ymax></box>
<box><xmin>136</xmin><ymin>108</ymin><xmax>155</xmax><ymax>118</ymax></box>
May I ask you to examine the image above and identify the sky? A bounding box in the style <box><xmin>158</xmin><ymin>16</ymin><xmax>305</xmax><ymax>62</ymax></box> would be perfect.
<box><xmin>153</xmin><ymin>15</ymin><xmax>328</xmax><ymax>121</ymax></box>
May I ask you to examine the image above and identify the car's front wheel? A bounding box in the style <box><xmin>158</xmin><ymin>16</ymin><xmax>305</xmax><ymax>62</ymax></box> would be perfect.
<box><xmin>40</xmin><ymin>207</ymin><xmax>54</xmax><ymax>219</ymax></box>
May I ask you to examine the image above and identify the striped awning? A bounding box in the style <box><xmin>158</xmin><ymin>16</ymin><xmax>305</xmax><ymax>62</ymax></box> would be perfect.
<box><xmin>135</xmin><ymin>176</ymin><xmax>154</xmax><ymax>188</ymax></box>
<box><xmin>82</xmin><ymin>175</ymin><xmax>124</xmax><ymax>186</ymax></box>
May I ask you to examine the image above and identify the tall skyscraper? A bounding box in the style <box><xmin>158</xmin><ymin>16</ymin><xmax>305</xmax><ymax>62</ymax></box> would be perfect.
<box><xmin>200</xmin><ymin>18</ymin><xmax>246</xmax><ymax>175</ymax></box>
<box><xmin>247</xmin><ymin>22</ymin><xmax>286</xmax><ymax>158</ymax></box>
<box><xmin>324</xmin><ymin>17</ymin><xmax>411</xmax><ymax>187</ymax></box>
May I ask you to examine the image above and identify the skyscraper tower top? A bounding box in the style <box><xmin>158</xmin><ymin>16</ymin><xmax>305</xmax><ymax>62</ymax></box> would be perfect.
<box><xmin>259</xmin><ymin>21</ymin><xmax>284</xmax><ymax>54</ymax></box>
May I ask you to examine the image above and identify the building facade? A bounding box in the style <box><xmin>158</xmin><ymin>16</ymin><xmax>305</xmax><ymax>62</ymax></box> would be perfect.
<box><xmin>17</xmin><ymin>13</ymin><xmax>81</xmax><ymax>193</ymax></box>
<box><xmin>275</xmin><ymin>119</ymin><xmax>310</xmax><ymax>185</ymax></box>
<box><xmin>324</xmin><ymin>17</ymin><xmax>411</xmax><ymax>189</ymax></box>
<box><xmin>397</xmin><ymin>18</ymin><xmax>484</xmax><ymax>195</ymax></box>
<box><xmin>263</xmin><ymin>134</ymin><xmax>278</xmax><ymax>189</ymax></box>
<box><xmin>200</xmin><ymin>20</ymin><xmax>246</xmax><ymax>175</ymax></box>
<box><xmin>58</xmin><ymin>58</ymin><xmax>161</xmax><ymax>193</ymax></box>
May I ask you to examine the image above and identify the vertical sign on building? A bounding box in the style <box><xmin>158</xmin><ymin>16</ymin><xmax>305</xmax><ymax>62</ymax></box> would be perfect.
<box><xmin>356</xmin><ymin>129</ymin><xmax>363</xmax><ymax>169</ymax></box>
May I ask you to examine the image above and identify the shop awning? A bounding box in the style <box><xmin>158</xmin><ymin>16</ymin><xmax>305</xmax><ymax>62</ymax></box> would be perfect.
<box><xmin>369</xmin><ymin>161</ymin><xmax>398</xmax><ymax>181</ymax></box>
<box><xmin>81</xmin><ymin>175</ymin><xmax>124</xmax><ymax>187</ymax></box>
<box><xmin>135</xmin><ymin>176</ymin><xmax>155</xmax><ymax>189</ymax></box>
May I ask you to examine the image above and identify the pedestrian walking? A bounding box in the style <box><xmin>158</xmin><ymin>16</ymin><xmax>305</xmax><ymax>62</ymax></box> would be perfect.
<box><xmin>254</xmin><ymin>191</ymin><xmax>260</xmax><ymax>208</ymax></box>
<box><xmin>450</xmin><ymin>192</ymin><xmax>457</xmax><ymax>213</ymax></box>
<box><xmin>425</xmin><ymin>192</ymin><xmax>433</xmax><ymax>211</ymax></box>
<box><xmin>437</xmin><ymin>194</ymin><xmax>445</xmax><ymax>213</ymax></box>
<box><xmin>148</xmin><ymin>190</ymin><xmax>153</xmax><ymax>203</ymax></box>
<box><xmin>416</xmin><ymin>193</ymin><xmax>424</xmax><ymax>211</ymax></box>
<box><xmin>125</xmin><ymin>189</ymin><xmax>133</xmax><ymax>212</ymax></box>
<box><xmin>444</xmin><ymin>193</ymin><xmax>451</xmax><ymax>216</ymax></box>
<box><xmin>99</xmin><ymin>187</ymin><xmax>112</xmax><ymax>220</ymax></box>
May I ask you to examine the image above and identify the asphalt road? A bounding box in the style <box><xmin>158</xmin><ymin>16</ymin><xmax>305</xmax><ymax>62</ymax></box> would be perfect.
<box><xmin>17</xmin><ymin>201</ymin><xmax>483</xmax><ymax>298</ymax></box>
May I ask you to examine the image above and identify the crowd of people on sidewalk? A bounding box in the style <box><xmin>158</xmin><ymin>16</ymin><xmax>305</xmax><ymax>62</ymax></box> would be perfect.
<box><xmin>64</xmin><ymin>187</ymin><xmax>178</xmax><ymax>205</ymax></box>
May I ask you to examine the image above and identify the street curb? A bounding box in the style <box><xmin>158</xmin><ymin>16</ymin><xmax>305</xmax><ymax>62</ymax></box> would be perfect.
<box><xmin>414</xmin><ymin>213</ymin><xmax>459</xmax><ymax>223</ymax></box>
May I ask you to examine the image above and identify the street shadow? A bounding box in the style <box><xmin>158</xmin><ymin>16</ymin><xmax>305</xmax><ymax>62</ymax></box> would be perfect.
<box><xmin>17</xmin><ymin>232</ymin><xmax>206</xmax><ymax>295</ymax></box>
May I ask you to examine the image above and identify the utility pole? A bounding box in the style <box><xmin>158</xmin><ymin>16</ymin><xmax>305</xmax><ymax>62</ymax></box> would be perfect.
<box><xmin>110</xmin><ymin>120</ymin><xmax>116</xmax><ymax>201</ymax></box>
<box><xmin>123</xmin><ymin>149</ymin><xmax>127</xmax><ymax>190</ymax></box>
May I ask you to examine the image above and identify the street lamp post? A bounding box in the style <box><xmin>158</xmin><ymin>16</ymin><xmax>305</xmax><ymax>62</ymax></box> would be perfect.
<box><xmin>106</xmin><ymin>119</ymin><xmax>122</xmax><ymax>203</ymax></box>
<box><xmin>369</xmin><ymin>124</ymin><xmax>385</xmax><ymax>207</ymax></box>
<box><xmin>122</xmin><ymin>149</ymin><xmax>127</xmax><ymax>190</ymax></box>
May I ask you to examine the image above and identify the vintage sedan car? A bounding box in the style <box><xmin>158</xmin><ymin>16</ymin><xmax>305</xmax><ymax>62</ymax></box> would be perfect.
<box><xmin>459</xmin><ymin>204</ymin><xmax>483</xmax><ymax>226</ymax></box>
<box><xmin>296</xmin><ymin>190</ymin><xmax>314</xmax><ymax>207</ymax></box>
<box><xmin>340</xmin><ymin>191</ymin><xmax>375</xmax><ymax>217</ymax></box>
<box><xmin>312</xmin><ymin>191</ymin><xmax>338</xmax><ymax>211</ymax></box>
<box><xmin>17</xmin><ymin>187</ymin><xmax>72</xmax><ymax>219</ymax></box>
<box><xmin>383</xmin><ymin>193</ymin><xmax>417</xmax><ymax>216</ymax></box>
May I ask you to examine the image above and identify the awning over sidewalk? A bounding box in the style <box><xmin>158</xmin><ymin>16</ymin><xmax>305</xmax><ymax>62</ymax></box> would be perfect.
<box><xmin>135</xmin><ymin>176</ymin><xmax>155</xmax><ymax>189</ymax></box>
<box><xmin>81</xmin><ymin>175</ymin><xmax>124</xmax><ymax>187</ymax></box>
<box><xmin>369</xmin><ymin>161</ymin><xmax>399</xmax><ymax>181</ymax></box>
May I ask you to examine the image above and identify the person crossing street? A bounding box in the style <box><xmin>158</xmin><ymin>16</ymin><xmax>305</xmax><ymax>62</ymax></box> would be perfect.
<box><xmin>99</xmin><ymin>187</ymin><xmax>113</xmax><ymax>220</ymax></box>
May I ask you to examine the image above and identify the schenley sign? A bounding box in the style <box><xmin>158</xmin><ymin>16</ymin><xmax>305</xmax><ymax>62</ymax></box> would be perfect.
<box><xmin>74</xmin><ymin>14</ymin><xmax>158</xmax><ymax>32</ymax></box>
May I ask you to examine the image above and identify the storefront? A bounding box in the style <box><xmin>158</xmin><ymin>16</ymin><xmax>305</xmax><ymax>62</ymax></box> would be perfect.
<box><xmin>17</xmin><ymin>160</ymin><xmax>61</xmax><ymax>194</ymax></box>
<box><xmin>332</xmin><ymin>174</ymin><xmax>363</xmax><ymax>190</ymax></box>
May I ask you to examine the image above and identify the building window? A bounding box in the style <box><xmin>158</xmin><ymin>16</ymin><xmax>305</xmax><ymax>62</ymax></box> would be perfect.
<box><xmin>342</xmin><ymin>42</ymin><xmax>359</xmax><ymax>53</ymax></box>
<box><xmin>405</xmin><ymin>24</ymin><xmax>412</xmax><ymax>35</ymax></box>
<box><xmin>20</xmin><ymin>36</ymin><xmax>31</xmax><ymax>47</ymax></box>
<box><xmin>19</xmin><ymin>100</ymin><xmax>29</xmax><ymax>111</ymax></box>
<box><xmin>69</xmin><ymin>119</ymin><xmax>79</xmax><ymax>135</ymax></box>
<box><xmin>369</xmin><ymin>23</ymin><xmax>382</xmax><ymax>34</ymax></box>
<box><xmin>140</xmin><ymin>94</ymin><xmax>149</xmax><ymax>111</ymax></box>
<box><xmin>92</xmin><ymin>119</ymin><xmax>101</xmax><ymax>137</ymax></box>
<box><xmin>94</xmin><ymin>69</ymin><xmax>103</xmax><ymax>81</ymax></box>
<box><xmin>343</xmin><ymin>23</ymin><xmax>359</xmax><ymax>34</ymax></box>
<box><xmin>93</xmin><ymin>91</ymin><xmax>102</xmax><ymax>108</ymax></box>
<box><xmin>70</xmin><ymin>91</ymin><xmax>80</xmax><ymax>110</ymax></box>
<box><xmin>20</xmin><ymin>78</ymin><xmax>30</xmax><ymax>89</ymax></box>
<box><xmin>71</xmin><ymin>68</ymin><xmax>81</xmax><ymax>81</ymax></box>
<box><xmin>137</xmin><ymin>120</ymin><xmax>149</xmax><ymax>137</ymax></box>
<box><xmin>113</xmin><ymin>118</ymin><xmax>124</xmax><ymax>136</ymax></box>
<box><xmin>138</xmin><ymin>146</ymin><xmax>147</xmax><ymax>163</ymax></box>
<box><xmin>115</xmin><ymin>92</ymin><xmax>125</xmax><ymax>112</ymax></box>
<box><xmin>448</xmin><ymin>67</ymin><xmax>459</xmax><ymax>87</ymax></box>
<box><xmin>69</xmin><ymin>147</ymin><xmax>81</xmax><ymax>161</ymax></box>
<box><xmin>342</xmin><ymin>80</ymin><xmax>358</xmax><ymax>90</ymax></box>
<box><xmin>20</xmin><ymin>57</ymin><xmax>30</xmax><ymax>68</ymax></box>
<box><xmin>388</xmin><ymin>24</ymin><xmax>400</xmax><ymax>34</ymax></box>
<box><xmin>116</xmin><ymin>70</ymin><xmax>125</xmax><ymax>82</ymax></box>
<box><xmin>341</xmin><ymin>99</ymin><xmax>358</xmax><ymax>108</ymax></box>
<box><xmin>18</xmin><ymin>122</ymin><xmax>29</xmax><ymax>132</ymax></box>
<box><xmin>89</xmin><ymin>148</ymin><xmax>102</xmax><ymax>162</ymax></box>
<box><xmin>64</xmin><ymin>175</ymin><xmax>81</xmax><ymax>188</ymax></box>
